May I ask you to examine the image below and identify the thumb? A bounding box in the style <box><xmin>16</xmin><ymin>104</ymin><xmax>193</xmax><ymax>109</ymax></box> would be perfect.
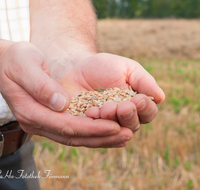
<box><xmin>129</xmin><ymin>62</ymin><xmax>165</xmax><ymax>104</ymax></box>
<box><xmin>6</xmin><ymin>42</ymin><xmax>69</xmax><ymax>111</ymax></box>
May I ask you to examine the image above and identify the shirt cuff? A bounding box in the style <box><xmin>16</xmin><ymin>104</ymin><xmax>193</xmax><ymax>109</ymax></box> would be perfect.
<box><xmin>0</xmin><ymin>93</ymin><xmax>16</xmax><ymax>126</ymax></box>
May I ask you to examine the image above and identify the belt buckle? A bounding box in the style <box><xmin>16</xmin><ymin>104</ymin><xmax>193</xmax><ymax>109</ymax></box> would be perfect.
<box><xmin>0</xmin><ymin>131</ymin><xmax>4</xmax><ymax>157</ymax></box>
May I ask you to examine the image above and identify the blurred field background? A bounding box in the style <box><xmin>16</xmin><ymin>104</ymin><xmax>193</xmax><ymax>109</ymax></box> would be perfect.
<box><xmin>32</xmin><ymin>19</ymin><xmax>200</xmax><ymax>190</ymax></box>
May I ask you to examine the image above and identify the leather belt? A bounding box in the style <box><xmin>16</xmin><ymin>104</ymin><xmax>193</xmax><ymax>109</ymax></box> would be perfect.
<box><xmin>0</xmin><ymin>121</ymin><xmax>30</xmax><ymax>157</ymax></box>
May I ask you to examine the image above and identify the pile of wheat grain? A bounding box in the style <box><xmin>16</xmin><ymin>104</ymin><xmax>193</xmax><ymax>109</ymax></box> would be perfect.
<box><xmin>67</xmin><ymin>87</ymin><xmax>137</xmax><ymax>116</ymax></box>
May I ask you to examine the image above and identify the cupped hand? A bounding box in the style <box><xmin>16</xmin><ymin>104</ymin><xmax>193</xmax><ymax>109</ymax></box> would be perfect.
<box><xmin>57</xmin><ymin>53</ymin><xmax>165</xmax><ymax>136</ymax></box>
<box><xmin>0</xmin><ymin>42</ymin><xmax>127</xmax><ymax>148</ymax></box>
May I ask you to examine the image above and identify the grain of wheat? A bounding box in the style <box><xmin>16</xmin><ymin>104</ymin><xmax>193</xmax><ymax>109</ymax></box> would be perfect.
<box><xmin>67</xmin><ymin>87</ymin><xmax>154</xmax><ymax>116</ymax></box>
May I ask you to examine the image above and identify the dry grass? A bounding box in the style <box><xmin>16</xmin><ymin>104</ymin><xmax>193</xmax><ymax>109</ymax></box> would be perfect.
<box><xmin>98</xmin><ymin>19</ymin><xmax>200</xmax><ymax>59</ymax></box>
<box><xmin>33</xmin><ymin>19</ymin><xmax>200</xmax><ymax>190</ymax></box>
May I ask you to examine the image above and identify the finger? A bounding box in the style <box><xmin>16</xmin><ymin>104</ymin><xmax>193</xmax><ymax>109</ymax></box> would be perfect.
<box><xmin>5</xmin><ymin>42</ymin><xmax>69</xmax><ymax>111</ymax></box>
<box><xmin>128</xmin><ymin>61</ymin><xmax>165</xmax><ymax>104</ymax></box>
<box><xmin>28</xmin><ymin>126</ymin><xmax>132</xmax><ymax>148</ymax></box>
<box><xmin>117</xmin><ymin>101</ymin><xmax>140</xmax><ymax>132</ymax></box>
<box><xmin>84</xmin><ymin>107</ymin><xmax>100</xmax><ymax>119</ymax></box>
<box><xmin>3</xmin><ymin>79</ymin><xmax>121</xmax><ymax>138</ymax></box>
<box><xmin>131</xmin><ymin>94</ymin><xmax>158</xmax><ymax>124</ymax></box>
<box><xmin>109</xmin><ymin>141</ymin><xmax>129</xmax><ymax>148</ymax></box>
<box><xmin>100</xmin><ymin>102</ymin><xmax>118</xmax><ymax>121</ymax></box>
<box><xmin>33</xmin><ymin>110</ymin><xmax>121</xmax><ymax>137</ymax></box>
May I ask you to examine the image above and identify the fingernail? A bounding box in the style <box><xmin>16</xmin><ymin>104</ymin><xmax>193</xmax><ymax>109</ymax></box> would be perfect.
<box><xmin>106</xmin><ymin>130</ymin><xmax>118</xmax><ymax>136</ymax></box>
<box><xmin>137</xmin><ymin>99</ymin><xmax>146</xmax><ymax>111</ymax></box>
<box><xmin>118</xmin><ymin>136</ymin><xmax>131</xmax><ymax>143</ymax></box>
<box><xmin>121</xmin><ymin>110</ymin><xmax>133</xmax><ymax>120</ymax></box>
<box><xmin>94</xmin><ymin>117</ymin><xmax>101</xmax><ymax>119</ymax></box>
<box><xmin>50</xmin><ymin>93</ymin><xmax>66</xmax><ymax>111</ymax></box>
<box><xmin>107</xmin><ymin>112</ymin><xmax>116</xmax><ymax>119</ymax></box>
<box><xmin>112</xmin><ymin>143</ymin><xmax>124</xmax><ymax>148</ymax></box>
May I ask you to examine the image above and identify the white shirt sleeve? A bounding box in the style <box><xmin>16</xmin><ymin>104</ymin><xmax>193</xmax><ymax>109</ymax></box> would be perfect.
<box><xmin>0</xmin><ymin>93</ymin><xmax>16</xmax><ymax>126</ymax></box>
<box><xmin>0</xmin><ymin>0</ymin><xmax>29</xmax><ymax>126</ymax></box>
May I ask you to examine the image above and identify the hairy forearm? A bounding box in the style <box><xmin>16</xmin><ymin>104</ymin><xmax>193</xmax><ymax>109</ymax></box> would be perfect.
<box><xmin>30</xmin><ymin>0</ymin><xmax>98</xmax><ymax>63</ymax></box>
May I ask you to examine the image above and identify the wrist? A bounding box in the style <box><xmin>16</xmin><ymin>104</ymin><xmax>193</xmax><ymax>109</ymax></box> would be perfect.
<box><xmin>33</xmin><ymin>39</ymin><xmax>97</xmax><ymax>64</ymax></box>
<box><xmin>33</xmin><ymin>41</ymin><xmax>96</xmax><ymax>82</ymax></box>
<box><xmin>30</xmin><ymin>0</ymin><xmax>98</xmax><ymax>72</ymax></box>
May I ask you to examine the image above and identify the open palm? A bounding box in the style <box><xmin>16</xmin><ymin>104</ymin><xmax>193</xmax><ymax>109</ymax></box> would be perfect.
<box><xmin>59</xmin><ymin>53</ymin><xmax>164</xmax><ymax>101</ymax></box>
<box><xmin>57</xmin><ymin>53</ymin><xmax>165</xmax><ymax>129</ymax></box>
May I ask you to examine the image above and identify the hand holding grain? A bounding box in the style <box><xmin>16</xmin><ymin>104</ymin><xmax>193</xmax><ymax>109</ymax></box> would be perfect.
<box><xmin>0</xmin><ymin>42</ymin><xmax>128</xmax><ymax>148</ymax></box>
<box><xmin>55</xmin><ymin>53</ymin><xmax>165</xmax><ymax>147</ymax></box>
<box><xmin>29</xmin><ymin>0</ymin><xmax>164</xmax><ymax>148</ymax></box>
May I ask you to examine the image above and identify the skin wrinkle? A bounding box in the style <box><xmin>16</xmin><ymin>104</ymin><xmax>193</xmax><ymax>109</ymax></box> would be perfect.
<box><xmin>62</xmin><ymin>113</ymin><xmax>82</xmax><ymax>136</ymax></box>
<box><xmin>108</xmin><ymin>76</ymin><xmax>127</xmax><ymax>88</ymax></box>
<box><xmin>3</xmin><ymin>69</ymin><xmax>19</xmax><ymax>89</ymax></box>
<box><xmin>126</xmin><ymin>66</ymin><xmax>135</xmax><ymax>88</ymax></box>
<box><xmin>58</xmin><ymin>121</ymin><xmax>74</xmax><ymax>137</ymax></box>
<box><xmin>130</xmin><ymin>68</ymin><xmax>145</xmax><ymax>94</ymax></box>
<box><xmin>80</xmin><ymin>67</ymin><xmax>97</xmax><ymax>91</ymax></box>
<box><xmin>32</xmin><ymin>81</ymin><xmax>49</xmax><ymax>103</ymax></box>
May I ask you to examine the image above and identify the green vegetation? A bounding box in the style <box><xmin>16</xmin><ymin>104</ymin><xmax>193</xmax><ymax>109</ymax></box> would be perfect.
<box><xmin>184</xmin><ymin>161</ymin><xmax>193</xmax><ymax>171</ymax></box>
<box><xmin>68</xmin><ymin>147</ymin><xmax>78</xmax><ymax>159</ymax></box>
<box><xmin>92</xmin><ymin>0</ymin><xmax>200</xmax><ymax>19</ymax></box>
<box><xmin>187</xmin><ymin>180</ymin><xmax>194</xmax><ymax>190</ymax></box>
<box><xmin>164</xmin><ymin>148</ymin><xmax>170</xmax><ymax>167</ymax></box>
<box><xmin>173</xmin><ymin>157</ymin><xmax>179</xmax><ymax>168</ymax></box>
<box><xmin>42</xmin><ymin>141</ymin><xmax>56</xmax><ymax>153</ymax></box>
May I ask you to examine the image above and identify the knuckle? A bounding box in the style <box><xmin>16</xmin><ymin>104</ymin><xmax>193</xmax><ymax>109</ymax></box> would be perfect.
<box><xmin>67</xmin><ymin>138</ymin><xmax>74</xmax><ymax>146</ymax></box>
<box><xmin>53</xmin><ymin>115</ymin><xmax>77</xmax><ymax>137</ymax></box>
<box><xmin>65</xmin><ymin>117</ymin><xmax>79</xmax><ymax>137</ymax></box>
<box><xmin>100</xmin><ymin>140</ymin><xmax>112</xmax><ymax>147</ymax></box>
<box><xmin>71</xmin><ymin>128</ymin><xmax>79</xmax><ymax>137</ymax></box>
<box><xmin>58</xmin><ymin>125</ymin><xmax>68</xmax><ymax>136</ymax></box>
<box><xmin>58</xmin><ymin>122</ymin><xmax>78</xmax><ymax>137</ymax></box>
<box><xmin>63</xmin><ymin>138</ymin><xmax>76</xmax><ymax>147</ymax></box>
<box><xmin>32</xmin><ymin>81</ymin><xmax>49</xmax><ymax>101</ymax></box>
